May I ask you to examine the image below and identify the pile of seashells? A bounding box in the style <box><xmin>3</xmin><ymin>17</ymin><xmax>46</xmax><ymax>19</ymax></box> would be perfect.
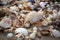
<box><xmin>0</xmin><ymin>0</ymin><xmax>60</xmax><ymax>40</ymax></box>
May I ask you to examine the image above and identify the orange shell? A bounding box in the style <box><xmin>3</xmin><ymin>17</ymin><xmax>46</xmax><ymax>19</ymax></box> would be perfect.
<box><xmin>32</xmin><ymin>21</ymin><xmax>42</xmax><ymax>27</ymax></box>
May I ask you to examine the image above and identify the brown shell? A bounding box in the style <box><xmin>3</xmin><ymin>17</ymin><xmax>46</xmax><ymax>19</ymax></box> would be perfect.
<box><xmin>32</xmin><ymin>21</ymin><xmax>42</xmax><ymax>27</ymax></box>
<box><xmin>24</xmin><ymin>6</ymin><xmax>31</xmax><ymax>10</ymax></box>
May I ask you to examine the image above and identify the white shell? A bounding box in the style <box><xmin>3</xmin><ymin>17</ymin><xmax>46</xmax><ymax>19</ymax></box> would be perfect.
<box><xmin>20</xmin><ymin>14</ymin><xmax>26</xmax><ymax>18</ymax></box>
<box><xmin>29</xmin><ymin>33</ymin><xmax>36</xmax><ymax>39</ymax></box>
<box><xmin>10</xmin><ymin>6</ymin><xmax>19</xmax><ymax>15</ymax></box>
<box><xmin>10</xmin><ymin>6</ymin><xmax>18</xmax><ymax>12</ymax></box>
<box><xmin>18</xmin><ymin>4</ymin><xmax>24</xmax><ymax>9</ymax></box>
<box><xmin>0</xmin><ymin>17</ymin><xmax>12</xmax><ymax>28</ymax></box>
<box><xmin>7</xmin><ymin>33</ymin><xmax>13</xmax><ymax>38</ymax></box>
<box><xmin>25</xmin><ymin>11</ymin><xmax>41</xmax><ymax>23</ymax></box>
<box><xmin>51</xmin><ymin>29</ymin><xmax>60</xmax><ymax>37</ymax></box>
<box><xmin>15</xmin><ymin>28</ymin><xmax>28</xmax><ymax>36</ymax></box>
<box><xmin>33</xmin><ymin>27</ymin><xmax>37</xmax><ymax>33</ymax></box>
<box><xmin>39</xmin><ymin>2</ymin><xmax>46</xmax><ymax>8</ymax></box>
<box><xmin>24</xmin><ymin>23</ymin><xmax>30</xmax><ymax>27</ymax></box>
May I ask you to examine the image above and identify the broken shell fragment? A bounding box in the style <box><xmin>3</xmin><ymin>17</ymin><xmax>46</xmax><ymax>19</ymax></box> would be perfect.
<box><xmin>15</xmin><ymin>28</ymin><xmax>28</xmax><ymax>36</ymax></box>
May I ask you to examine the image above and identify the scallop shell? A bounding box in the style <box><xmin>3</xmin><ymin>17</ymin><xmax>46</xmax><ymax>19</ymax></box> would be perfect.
<box><xmin>15</xmin><ymin>28</ymin><xmax>28</xmax><ymax>36</ymax></box>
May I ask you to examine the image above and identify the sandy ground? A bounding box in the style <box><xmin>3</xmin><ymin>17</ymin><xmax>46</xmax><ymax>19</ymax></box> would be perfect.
<box><xmin>0</xmin><ymin>32</ymin><xmax>60</xmax><ymax>40</ymax></box>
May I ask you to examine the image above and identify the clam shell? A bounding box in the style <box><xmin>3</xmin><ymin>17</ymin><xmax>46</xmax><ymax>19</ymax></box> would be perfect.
<box><xmin>15</xmin><ymin>28</ymin><xmax>28</xmax><ymax>36</ymax></box>
<box><xmin>0</xmin><ymin>17</ymin><xmax>12</xmax><ymax>28</ymax></box>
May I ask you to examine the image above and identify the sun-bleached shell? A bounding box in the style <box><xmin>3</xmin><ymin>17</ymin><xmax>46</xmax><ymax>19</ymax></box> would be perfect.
<box><xmin>15</xmin><ymin>28</ymin><xmax>28</xmax><ymax>36</ymax></box>
<box><xmin>25</xmin><ymin>11</ymin><xmax>41</xmax><ymax>23</ymax></box>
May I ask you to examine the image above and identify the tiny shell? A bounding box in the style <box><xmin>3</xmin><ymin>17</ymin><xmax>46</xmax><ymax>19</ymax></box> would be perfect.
<box><xmin>24</xmin><ymin>23</ymin><xmax>30</xmax><ymax>28</ymax></box>
<box><xmin>15</xmin><ymin>28</ymin><xmax>28</xmax><ymax>36</ymax></box>
<box><xmin>7</xmin><ymin>33</ymin><xmax>13</xmax><ymax>38</ymax></box>
<box><xmin>18</xmin><ymin>4</ymin><xmax>24</xmax><ymax>9</ymax></box>
<box><xmin>20</xmin><ymin>14</ymin><xmax>26</xmax><ymax>18</ymax></box>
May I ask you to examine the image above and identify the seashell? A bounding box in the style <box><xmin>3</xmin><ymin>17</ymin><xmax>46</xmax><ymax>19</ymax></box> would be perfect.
<box><xmin>0</xmin><ymin>17</ymin><xmax>12</xmax><ymax>28</ymax></box>
<box><xmin>27</xmin><ymin>2</ymin><xmax>34</xmax><ymax>9</ymax></box>
<box><xmin>18</xmin><ymin>4</ymin><xmax>24</xmax><ymax>9</ymax></box>
<box><xmin>33</xmin><ymin>27</ymin><xmax>38</xmax><ymax>33</ymax></box>
<box><xmin>50</xmin><ymin>29</ymin><xmax>60</xmax><ymax>37</ymax></box>
<box><xmin>39</xmin><ymin>2</ymin><xmax>46</xmax><ymax>8</ymax></box>
<box><xmin>20</xmin><ymin>13</ymin><xmax>26</xmax><ymax>18</ymax></box>
<box><xmin>46</xmin><ymin>17</ymin><xmax>52</xmax><ymax>24</ymax></box>
<box><xmin>10</xmin><ymin>6</ymin><xmax>19</xmax><ymax>15</ymax></box>
<box><xmin>10</xmin><ymin>6</ymin><xmax>19</xmax><ymax>12</ymax></box>
<box><xmin>38</xmin><ymin>9</ymin><xmax>44</xmax><ymax>16</ymax></box>
<box><xmin>42</xmin><ymin>20</ymin><xmax>48</xmax><ymax>26</ymax></box>
<box><xmin>7</xmin><ymin>33</ymin><xmax>13</xmax><ymax>38</ymax></box>
<box><xmin>24</xmin><ymin>23</ymin><xmax>30</xmax><ymax>28</ymax></box>
<box><xmin>40</xmin><ymin>30</ymin><xmax>50</xmax><ymax>36</ymax></box>
<box><xmin>15</xmin><ymin>28</ymin><xmax>28</xmax><ymax>36</ymax></box>
<box><xmin>3</xmin><ymin>7</ymin><xmax>11</xmax><ymax>15</ymax></box>
<box><xmin>23</xmin><ymin>3</ymin><xmax>31</xmax><ymax>10</ymax></box>
<box><xmin>29</xmin><ymin>32</ymin><xmax>36</xmax><ymax>39</ymax></box>
<box><xmin>15</xmin><ymin>33</ymin><xmax>24</xmax><ymax>40</ymax></box>
<box><xmin>25</xmin><ymin>11</ymin><xmax>41</xmax><ymax>24</ymax></box>
<box><xmin>32</xmin><ymin>21</ymin><xmax>42</xmax><ymax>27</ymax></box>
<box><xmin>53</xmin><ymin>9</ymin><xmax>57</xmax><ymax>13</ymax></box>
<box><xmin>13</xmin><ymin>19</ymin><xmax>22</xmax><ymax>28</ymax></box>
